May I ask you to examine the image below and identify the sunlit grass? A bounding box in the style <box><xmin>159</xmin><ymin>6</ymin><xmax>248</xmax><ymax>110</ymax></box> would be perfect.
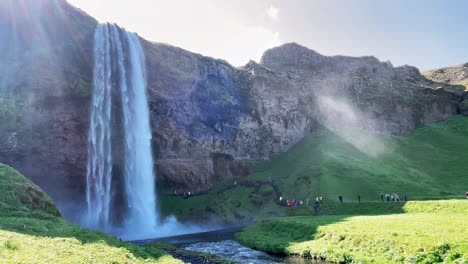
<box><xmin>236</xmin><ymin>201</ymin><xmax>468</xmax><ymax>263</ymax></box>
<box><xmin>0</xmin><ymin>163</ymin><xmax>182</xmax><ymax>264</ymax></box>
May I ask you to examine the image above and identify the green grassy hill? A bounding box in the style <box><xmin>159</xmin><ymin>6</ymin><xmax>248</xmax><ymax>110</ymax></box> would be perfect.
<box><xmin>0</xmin><ymin>163</ymin><xmax>181</xmax><ymax>264</ymax></box>
<box><xmin>161</xmin><ymin>115</ymin><xmax>468</xmax><ymax>222</ymax></box>
<box><xmin>252</xmin><ymin>115</ymin><xmax>468</xmax><ymax>201</ymax></box>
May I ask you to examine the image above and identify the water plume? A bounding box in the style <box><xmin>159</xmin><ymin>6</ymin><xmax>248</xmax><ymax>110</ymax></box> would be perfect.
<box><xmin>316</xmin><ymin>95</ymin><xmax>386</xmax><ymax>157</ymax></box>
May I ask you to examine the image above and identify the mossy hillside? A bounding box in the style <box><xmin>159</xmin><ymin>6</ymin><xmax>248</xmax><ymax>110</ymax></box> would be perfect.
<box><xmin>0</xmin><ymin>218</ymin><xmax>181</xmax><ymax>264</ymax></box>
<box><xmin>0</xmin><ymin>163</ymin><xmax>182</xmax><ymax>264</ymax></box>
<box><xmin>0</xmin><ymin>163</ymin><xmax>60</xmax><ymax>217</ymax></box>
<box><xmin>252</xmin><ymin>115</ymin><xmax>468</xmax><ymax>200</ymax></box>
<box><xmin>161</xmin><ymin>115</ymin><xmax>468</xmax><ymax>222</ymax></box>
<box><xmin>236</xmin><ymin>201</ymin><xmax>468</xmax><ymax>263</ymax></box>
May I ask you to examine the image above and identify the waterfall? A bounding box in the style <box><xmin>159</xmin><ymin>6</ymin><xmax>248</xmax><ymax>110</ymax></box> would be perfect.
<box><xmin>86</xmin><ymin>23</ymin><xmax>158</xmax><ymax>238</ymax></box>
<box><xmin>120</xmin><ymin>28</ymin><xmax>159</xmax><ymax>235</ymax></box>
<box><xmin>86</xmin><ymin>24</ymin><xmax>113</xmax><ymax>230</ymax></box>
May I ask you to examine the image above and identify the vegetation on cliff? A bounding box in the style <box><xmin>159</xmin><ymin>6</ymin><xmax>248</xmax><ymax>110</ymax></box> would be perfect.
<box><xmin>0</xmin><ymin>163</ymin><xmax>181</xmax><ymax>264</ymax></box>
<box><xmin>236</xmin><ymin>201</ymin><xmax>468</xmax><ymax>263</ymax></box>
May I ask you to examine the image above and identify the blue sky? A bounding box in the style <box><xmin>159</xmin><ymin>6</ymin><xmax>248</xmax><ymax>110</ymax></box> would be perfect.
<box><xmin>67</xmin><ymin>0</ymin><xmax>468</xmax><ymax>70</ymax></box>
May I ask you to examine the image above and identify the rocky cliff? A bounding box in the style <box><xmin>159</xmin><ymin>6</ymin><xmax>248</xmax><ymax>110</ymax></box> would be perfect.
<box><xmin>423</xmin><ymin>63</ymin><xmax>468</xmax><ymax>115</ymax></box>
<box><xmin>0</xmin><ymin>0</ymin><xmax>464</xmax><ymax>218</ymax></box>
<box><xmin>0</xmin><ymin>0</ymin><xmax>96</xmax><ymax>217</ymax></box>
<box><xmin>423</xmin><ymin>63</ymin><xmax>468</xmax><ymax>91</ymax></box>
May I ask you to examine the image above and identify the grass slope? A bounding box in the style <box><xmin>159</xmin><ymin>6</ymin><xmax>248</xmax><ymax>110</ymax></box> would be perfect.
<box><xmin>251</xmin><ymin>115</ymin><xmax>468</xmax><ymax>201</ymax></box>
<box><xmin>0</xmin><ymin>163</ymin><xmax>181</xmax><ymax>264</ymax></box>
<box><xmin>161</xmin><ymin>115</ymin><xmax>468</xmax><ymax>222</ymax></box>
<box><xmin>236</xmin><ymin>201</ymin><xmax>468</xmax><ymax>263</ymax></box>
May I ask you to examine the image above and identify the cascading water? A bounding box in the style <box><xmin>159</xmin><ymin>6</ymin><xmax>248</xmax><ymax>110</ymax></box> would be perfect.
<box><xmin>86</xmin><ymin>23</ymin><xmax>158</xmax><ymax>238</ymax></box>
<box><xmin>119</xmin><ymin>28</ymin><xmax>159</xmax><ymax>235</ymax></box>
<box><xmin>86</xmin><ymin>24</ymin><xmax>113</xmax><ymax>231</ymax></box>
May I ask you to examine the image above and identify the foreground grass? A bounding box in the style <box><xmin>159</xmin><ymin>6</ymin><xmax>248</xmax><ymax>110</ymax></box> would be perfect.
<box><xmin>236</xmin><ymin>201</ymin><xmax>468</xmax><ymax>263</ymax></box>
<box><xmin>0</xmin><ymin>163</ymin><xmax>182</xmax><ymax>264</ymax></box>
<box><xmin>161</xmin><ymin>115</ymin><xmax>468</xmax><ymax>223</ymax></box>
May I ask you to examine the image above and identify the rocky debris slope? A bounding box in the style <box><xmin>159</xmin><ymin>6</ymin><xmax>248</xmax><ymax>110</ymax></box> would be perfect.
<box><xmin>423</xmin><ymin>63</ymin><xmax>468</xmax><ymax>91</ymax></box>
<box><xmin>0</xmin><ymin>0</ymin><xmax>464</xmax><ymax>217</ymax></box>
<box><xmin>423</xmin><ymin>63</ymin><xmax>468</xmax><ymax>115</ymax></box>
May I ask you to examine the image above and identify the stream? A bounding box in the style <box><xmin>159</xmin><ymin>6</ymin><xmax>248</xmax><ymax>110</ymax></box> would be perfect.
<box><xmin>182</xmin><ymin>239</ymin><xmax>324</xmax><ymax>264</ymax></box>
<box><xmin>133</xmin><ymin>227</ymin><xmax>327</xmax><ymax>264</ymax></box>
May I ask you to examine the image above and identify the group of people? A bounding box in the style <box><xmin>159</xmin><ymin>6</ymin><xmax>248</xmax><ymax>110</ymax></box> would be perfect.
<box><xmin>279</xmin><ymin>196</ymin><xmax>323</xmax><ymax>207</ymax></box>
<box><xmin>273</xmin><ymin>186</ymin><xmax>468</xmax><ymax>216</ymax></box>
<box><xmin>182</xmin><ymin>191</ymin><xmax>192</xmax><ymax>199</ymax></box>
<box><xmin>279</xmin><ymin>197</ymin><xmax>303</xmax><ymax>206</ymax></box>
<box><xmin>336</xmin><ymin>193</ymin><xmax>407</xmax><ymax>203</ymax></box>
<box><xmin>380</xmin><ymin>193</ymin><xmax>407</xmax><ymax>202</ymax></box>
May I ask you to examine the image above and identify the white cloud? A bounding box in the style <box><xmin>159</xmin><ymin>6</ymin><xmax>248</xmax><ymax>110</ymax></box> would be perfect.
<box><xmin>266</xmin><ymin>4</ymin><xmax>279</xmax><ymax>20</ymax></box>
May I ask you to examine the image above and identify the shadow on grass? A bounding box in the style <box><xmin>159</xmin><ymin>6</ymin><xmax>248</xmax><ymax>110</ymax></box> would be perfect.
<box><xmin>235</xmin><ymin>215</ymin><xmax>351</xmax><ymax>255</ymax></box>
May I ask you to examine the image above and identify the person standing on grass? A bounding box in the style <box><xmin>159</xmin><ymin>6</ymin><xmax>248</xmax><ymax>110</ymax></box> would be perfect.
<box><xmin>358</xmin><ymin>194</ymin><xmax>361</xmax><ymax>203</ymax></box>
<box><xmin>380</xmin><ymin>193</ymin><xmax>384</xmax><ymax>202</ymax></box>
<box><xmin>313</xmin><ymin>199</ymin><xmax>320</xmax><ymax>216</ymax></box>
<box><xmin>465</xmin><ymin>192</ymin><xmax>468</xmax><ymax>200</ymax></box>
<box><xmin>404</xmin><ymin>194</ymin><xmax>408</xmax><ymax>202</ymax></box>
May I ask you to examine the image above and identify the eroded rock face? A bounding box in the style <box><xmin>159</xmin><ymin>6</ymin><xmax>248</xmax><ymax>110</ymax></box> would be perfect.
<box><xmin>0</xmin><ymin>0</ymin><xmax>97</xmax><ymax>219</ymax></box>
<box><xmin>0</xmin><ymin>0</ymin><xmax>463</xmax><ymax>215</ymax></box>
<box><xmin>423</xmin><ymin>63</ymin><xmax>468</xmax><ymax>117</ymax></box>
<box><xmin>143</xmin><ymin>42</ymin><xmax>461</xmax><ymax>193</ymax></box>
<box><xmin>423</xmin><ymin>63</ymin><xmax>468</xmax><ymax>91</ymax></box>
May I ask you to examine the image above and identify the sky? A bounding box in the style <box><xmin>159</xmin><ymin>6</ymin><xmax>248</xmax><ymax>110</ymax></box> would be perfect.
<box><xmin>66</xmin><ymin>0</ymin><xmax>468</xmax><ymax>71</ymax></box>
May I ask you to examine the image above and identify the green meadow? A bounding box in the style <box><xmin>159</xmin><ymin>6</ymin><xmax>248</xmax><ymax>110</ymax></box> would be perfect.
<box><xmin>236</xmin><ymin>201</ymin><xmax>468</xmax><ymax>263</ymax></box>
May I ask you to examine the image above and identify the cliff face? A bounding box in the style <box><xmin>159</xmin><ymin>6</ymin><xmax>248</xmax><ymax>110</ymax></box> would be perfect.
<box><xmin>0</xmin><ymin>0</ymin><xmax>96</xmax><ymax>214</ymax></box>
<box><xmin>144</xmin><ymin>42</ymin><xmax>461</xmax><ymax>193</ymax></box>
<box><xmin>0</xmin><ymin>0</ymin><xmax>463</xmax><ymax>216</ymax></box>
<box><xmin>423</xmin><ymin>63</ymin><xmax>468</xmax><ymax>91</ymax></box>
<box><xmin>423</xmin><ymin>64</ymin><xmax>468</xmax><ymax>115</ymax></box>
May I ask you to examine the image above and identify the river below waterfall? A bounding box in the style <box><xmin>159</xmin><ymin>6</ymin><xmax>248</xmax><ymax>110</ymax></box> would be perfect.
<box><xmin>182</xmin><ymin>239</ymin><xmax>325</xmax><ymax>264</ymax></box>
<box><xmin>133</xmin><ymin>227</ymin><xmax>327</xmax><ymax>264</ymax></box>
